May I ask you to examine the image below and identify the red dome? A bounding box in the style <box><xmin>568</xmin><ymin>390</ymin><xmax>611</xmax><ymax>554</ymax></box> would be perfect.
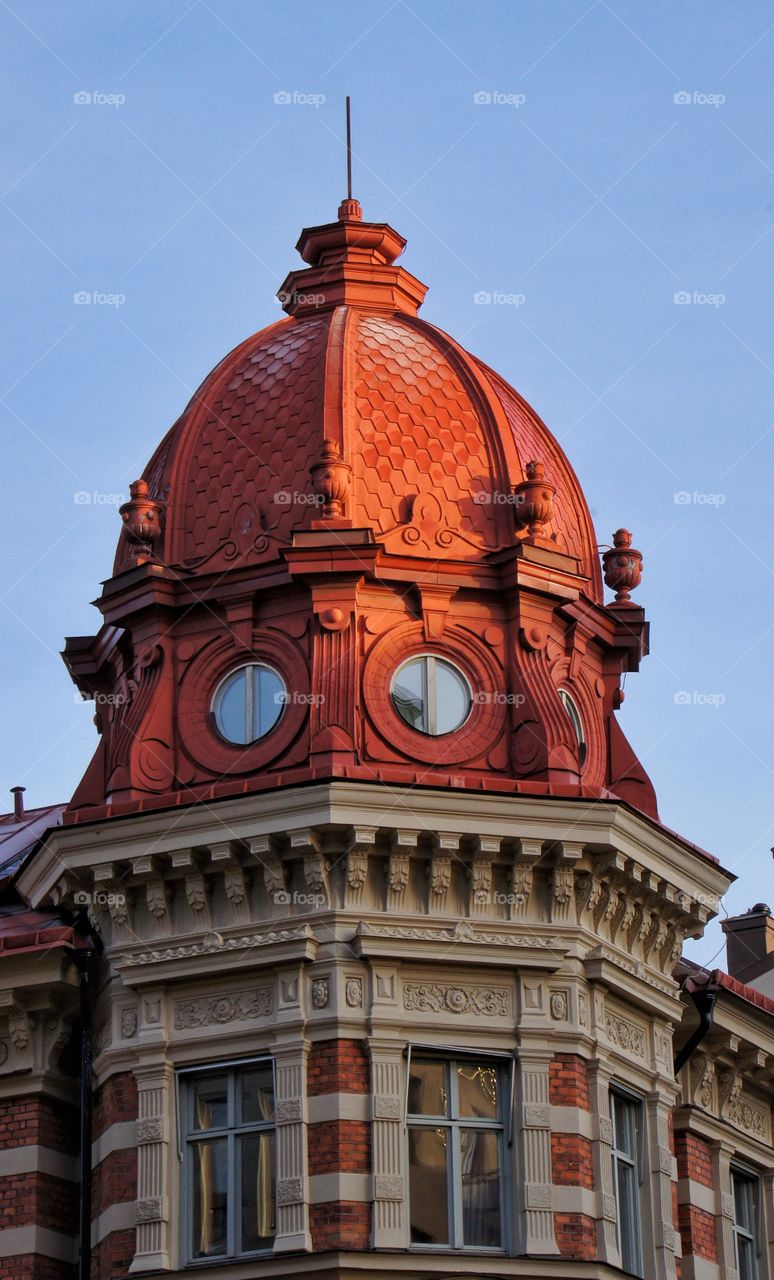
<box><xmin>115</xmin><ymin>204</ymin><xmax>601</xmax><ymax>599</ymax></box>
<box><xmin>69</xmin><ymin>199</ymin><xmax>654</xmax><ymax>824</ymax></box>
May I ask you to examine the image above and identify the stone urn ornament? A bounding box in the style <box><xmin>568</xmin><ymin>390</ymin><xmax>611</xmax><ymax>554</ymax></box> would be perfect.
<box><xmin>310</xmin><ymin>438</ymin><xmax>352</xmax><ymax>523</ymax></box>
<box><xmin>119</xmin><ymin>480</ymin><xmax>163</xmax><ymax>562</ymax></box>
<box><xmin>512</xmin><ymin>460</ymin><xmax>555</xmax><ymax>539</ymax></box>
<box><xmin>602</xmin><ymin>528</ymin><xmax>643</xmax><ymax>604</ymax></box>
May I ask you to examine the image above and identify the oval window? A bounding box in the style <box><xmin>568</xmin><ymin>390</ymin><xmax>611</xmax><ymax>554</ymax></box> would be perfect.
<box><xmin>212</xmin><ymin>664</ymin><xmax>286</xmax><ymax>745</ymax></box>
<box><xmin>559</xmin><ymin>688</ymin><xmax>587</xmax><ymax>768</ymax></box>
<box><xmin>391</xmin><ymin>655</ymin><xmax>472</xmax><ymax>736</ymax></box>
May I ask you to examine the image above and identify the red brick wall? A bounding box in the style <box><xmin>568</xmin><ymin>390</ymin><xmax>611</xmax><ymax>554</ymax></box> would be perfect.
<box><xmin>310</xmin><ymin>1201</ymin><xmax>370</xmax><ymax>1251</ymax></box>
<box><xmin>0</xmin><ymin>1172</ymin><xmax>77</xmax><ymax>1234</ymax></box>
<box><xmin>308</xmin><ymin>1120</ymin><xmax>370</xmax><ymax>1176</ymax></box>
<box><xmin>90</xmin><ymin>1228</ymin><xmax>136</xmax><ymax>1280</ymax></box>
<box><xmin>0</xmin><ymin>1096</ymin><xmax>78</xmax><ymax>1153</ymax></box>
<box><xmin>92</xmin><ymin>1073</ymin><xmax>138</xmax><ymax>1140</ymax></box>
<box><xmin>549</xmin><ymin>1054</ymin><xmax>590</xmax><ymax>1109</ymax></box>
<box><xmin>555</xmin><ymin>1212</ymin><xmax>596</xmax><ymax>1259</ymax></box>
<box><xmin>307</xmin><ymin>1040</ymin><xmax>369</xmax><ymax>1095</ymax></box>
<box><xmin>551</xmin><ymin>1133</ymin><xmax>595</xmax><ymax>1188</ymax></box>
<box><xmin>92</xmin><ymin>1147</ymin><xmax>138</xmax><ymax>1217</ymax></box>
<box><xmin>674</xmin><ymin>1131</ymin><xmax>713</xmax><ymax>1187</ymax></box>
<box><xmin>677</xmin><ymin>1204</ymin><xmax>718</xmax><ymax>1262</ymax></box>
<box><xmin>0</xmin><ymin>1256</ymin><xmax>73</xmax><ymax>1280</ymax></box>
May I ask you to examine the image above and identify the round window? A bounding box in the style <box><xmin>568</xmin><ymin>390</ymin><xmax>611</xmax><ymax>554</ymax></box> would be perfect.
<box><xmin>391</xmin><ymin>655</ymin><xmax>472</xmax><ymax>736</ymax></box>
<box><xmin>212</xmin><ymin>664</ymin><xmax>286</xmax><ymax>745</ymax></box>
<box><xmin>559</xmin><ymin>688</ymin><xmax>587</xmax><ymax>767</ymax></box>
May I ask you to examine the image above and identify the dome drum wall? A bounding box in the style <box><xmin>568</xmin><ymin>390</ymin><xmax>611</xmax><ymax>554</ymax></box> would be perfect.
<box><xmin>65</xmin><ymin>207</ymin><xmax>655</xmax><ymax>823</ymax></box>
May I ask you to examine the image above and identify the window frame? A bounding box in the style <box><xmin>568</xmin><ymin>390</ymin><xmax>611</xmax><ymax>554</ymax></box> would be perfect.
<box><xmin>211</xmin><ymin>662</ymin><xmax>286</xmax><ymax>745</ymax></box>
<box><xmin>178</xmin><ymin>1057</ymin><xmax>277</xmax><ymax>1265</ymax></box>
<box><xmin>390</xmin><ymin>654</ymin><xmax>473</xmax><ymax>737</ymax></box>
<box><xmin>732</xmin><ymin>1163</ymin><xmax>761</xmax><ymax>1280</ymax></box>
<box><xmin>610</xmin><ymin>1085</ymin><xmax>644</xmax><ymax>1277</ymax></box>
<box><xmin>405</xmin><ymin>1052</ymin><xmax>510</xmax><ymax>1254</ymax></box>
<box><xmin>558</xmin><ymin>686</ymin><xmax>587</xmax><ymax>768</ymax></box>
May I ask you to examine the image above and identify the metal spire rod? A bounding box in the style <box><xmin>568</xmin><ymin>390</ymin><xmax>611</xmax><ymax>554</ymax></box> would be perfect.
<box><xmin>346</xmin><ymin>96</ymin><xmax>353</xmax><ymax>200</ymax></box>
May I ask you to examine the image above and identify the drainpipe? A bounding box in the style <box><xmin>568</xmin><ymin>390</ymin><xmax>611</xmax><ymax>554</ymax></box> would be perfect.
<box><xmin>72</xmin><ymin>948</ymin><xmax>98</xmax><ymax>1280</ymax></box>
<box><xmin>673</xmin><ymin>980</ymin><xmax>718</xmax><ymax>1076</ymax></box>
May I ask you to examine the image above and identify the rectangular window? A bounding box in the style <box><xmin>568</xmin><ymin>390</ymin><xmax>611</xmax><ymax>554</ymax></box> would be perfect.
<box><xmin>610</xmin><ymin>1088</ymin><xmax>643</xmax><ymax>1277</ymax></box>
<box><xmin>733</xmin><ymin>1168</ymin><xmax>760</xmax><ymax>1280</ymax></box>
<box><xmin>407</xmin><ymin>1056</ymin><xmax>506</xmax><ymax>1251</ymax></box>
<box><xmin>182</xmin><ymin>1061</ymin><xmax>275</xmax><ymax>1261</ymax></box>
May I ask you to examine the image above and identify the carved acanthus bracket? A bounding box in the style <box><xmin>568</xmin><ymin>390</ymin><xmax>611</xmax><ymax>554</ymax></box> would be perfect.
<box><xmin>428</xmin><ymin>834</ymin><xmax>461</xmax><ymax>911</ymax></box>
<box><xmin>689</xmin><ymin>1052</ymin><xmax>716</xmax><ymax>1109</ymax></box>
<box><xmin>208</xmin><ymin>843</ymin><xmax>250</xmax><ymax>923</ymax></box>
<box><xmin>291</xmin><ymin>830</ymin><xmax>330</xmax><ymax>906</ymax></box>
<box><xmin>718</xmin><ymin>1067</ymin><xmax>743</xmax><ymax>1118</ymax></box>
<box><xmin>387</xmin><ymin>829</ymin><xmax>417</xmax><ymax>904</ymax></box>
<box><xmin>247</xmin><ymin>837</ymin><xmax>287</xmax><ymax>906</ymax></box>
<box><xmin>470</xmin><ymin>838</ymin><xmax>497</xmax><ymax>916</ymax></box>
<box><xmin>346</xmin><ymin>827</ymin><xmax>376</xmax><ymax>907</ymax></box>
<box><xmin>509</xmin><ymin>838</ymin><xmax>542</xmax><ymax>921</ymax></box>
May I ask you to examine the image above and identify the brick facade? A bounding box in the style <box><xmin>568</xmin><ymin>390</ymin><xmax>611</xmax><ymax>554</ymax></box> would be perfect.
<box><xmin>90</xmin><ymin>1228</ymin><xmax>136</xmax><ymax>1280</ymax></box>
<box><xmin>0</xmin><ymin>1097</ymin><xmax>77</xmax><ymax>1153</ymax></box>
<box><xmin>549</xmin><ymin>1054</ymin><xmax>591</xmax><ymax>1109</ymax></box>
<box><xmin>92</xmin><ymin>1147</ymin><xmax>138</xmax><ymax>1218</ymax></box>
<box><xmin>555</xmin><ymin>1212</ymin><xmax>597</xmax><ymax>1259</ymax></box>
<box><xmin>308</xmin><ymin>1120</ymin><xmax>370</xmax><ymax>1176</ymax></box>
<box><xmin>307</xmin><ymin>1040</ymin><xmax>370</xmax><ymax>1095</ymax></box>
<box><xmin>551</xmin><ymin>1132</ymin><xmax>595</xmax><ymax>1188</ymax></box>
<box><xmin>677</xmin><ymin>1203</ymin><xmax>718</xmax><ymax>1262</ymax></box>
<box><xmin>310</xmin><ymin>1201</ymin><xmax>371</xmax><ymax>1251</ymax></box>
<box><xmin>674</xmin><ymin>1130</ymin><xmax>714</xmax><ymax>1187</ymax></box>
<box><xmin>92</xmin><ymin>1073</ymin><xmax>138</xmax><ymax>1141</ymax></box>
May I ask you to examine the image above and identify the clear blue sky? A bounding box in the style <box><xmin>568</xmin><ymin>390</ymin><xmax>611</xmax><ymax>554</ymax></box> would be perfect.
<box><xmin>2</xmin><ymin>2</ymin><xmax>772</xmax><ymax>966</ymax></box>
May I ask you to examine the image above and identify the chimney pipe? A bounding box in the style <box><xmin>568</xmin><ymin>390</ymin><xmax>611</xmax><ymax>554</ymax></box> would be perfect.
<box><xmin>722</xmin><ymin>903</ymin><xmax>774</xmax><ymax>982</ymax></box>
<box><xmin>10</xmin><ymin>787</ymin><xmax>25</xmax><ymax>821</ymax></box>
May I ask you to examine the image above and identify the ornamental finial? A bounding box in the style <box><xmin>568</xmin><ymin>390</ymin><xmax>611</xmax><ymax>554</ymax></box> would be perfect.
<box><xmin>119</xmin><ymin>479</ymin><xmax>163</xmax><ymax>563</ymax></box>
<box><xmin>602</xmin><ymin>528</ymin><xmax>643</xmax><ymax>605</ymax></box>
<box><xmin>512</xmin><ymin>460</ymin><xmax>556</xmax><ymax>540</ymax></box>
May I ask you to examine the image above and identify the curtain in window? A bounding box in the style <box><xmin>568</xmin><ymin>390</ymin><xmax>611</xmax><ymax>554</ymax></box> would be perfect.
<box><xmin>256</xmin><ymin>1087</ymin><xmax>274</xmax><ymax>1238</ymax></box>
<box><xmin>196</xmin><ymin>1098</ymin><xmax>214</xmax><ymax>1256</ymax></box>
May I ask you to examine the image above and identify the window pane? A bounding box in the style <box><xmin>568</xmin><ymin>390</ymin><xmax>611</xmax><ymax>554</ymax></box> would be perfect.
<box><xmin>409</xmin><ymin>1126</ymin><xmax>449</xmax><ymax>1244</ymax></box>
<box><xmin>616</xmin><ymin>1159</ymin><xmax>641</xmax><ymax>1274</ymax></box>
<box><xmin>457</xmin><ymin>1063</ymin><xmax>499</xmax><ymax>1120</ymax></box>
<box><xmin>192</xmin><ymin>1138</ymin><xmax>228</xmax><ymax>1258</ymax></box>
<box><xmin>239</xmin><ymin>1066</ymin><xmax>274</xmax><ymax>1124</ymax></box>
<box><xmin>254</xmin><ymin>667</ymin><xmax>285</xmax><ymax>739</ymax></box>
<box><xmin>460</xmin><ymin>1129</ymin><xmax>501</xmax><ymax>1247</ymax></box>
<box><xmin>216</xmin><ymin>670</ymin><xmax>247</xmax><ymax>743</ymax></box>
<box><xmin>737</xmin><ymin>1234</ymin><xmax>757</xmax><ymax>1280</ymax></box>
<box><xmin>734</xmin><ymin>1173</ymin><xmax>755</xmax><ymax>1233</ymax></box>
<box><xmin>434</xmin><ymin>661</ymin><xmax>471</xmax><ymax>734</ymax></box>
<box><xmin>408</xmin><ymin>1060</ymin><xmax>447</xmax><ymax>1116</ymax></box>
<box><xmin>393</xmin><ymin>660</ymin><xmax>425</xmax><ymax>730</ymax></box>
<box><xmin>240</xmin><ymin>1132</ymin><xmax>275</xmax><ymax>1251</ymax></box>
<box><xmin>613</xmin><ymin>1093</ymin><xmax>638</xmax><ymax>1159</ymax></box>
<box><xmin>192</xmin><ymin>1076</ymin><xmax>229</xmax><ymax>1131</ymax></box>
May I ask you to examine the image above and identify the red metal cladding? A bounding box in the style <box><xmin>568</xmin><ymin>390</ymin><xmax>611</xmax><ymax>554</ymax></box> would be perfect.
<box><xmin>67</xmin><ymin>204</ymin><xmax>657</xmax><ymax>821</ymax></box>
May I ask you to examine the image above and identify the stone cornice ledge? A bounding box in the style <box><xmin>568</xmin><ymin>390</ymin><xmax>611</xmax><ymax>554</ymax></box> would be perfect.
<box><xmin>114</xmin><ymin>923</ymin><xmax>318</xmax><ymax>985</ymax></box>
<box><xmin>132</xmin><ymin>1255</ymin><xmax>652</xmax><ymax>1279</ymax></box>
<box><xmin>354</xmin><ymin>919</ymin><xmax>567</xmax><ymax>970</ymax></box>
<box><xmin>584</xmin><ymin>945</ymin><xmax>681</xmax><ymax>1015</ymax></box>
